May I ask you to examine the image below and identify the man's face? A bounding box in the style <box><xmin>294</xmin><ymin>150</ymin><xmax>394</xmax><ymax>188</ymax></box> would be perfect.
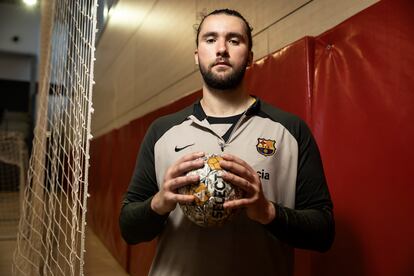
<box><xmin>195</xmin><ymin>14</ymin><xmax>252</xmax><ymax>90</ymax></box>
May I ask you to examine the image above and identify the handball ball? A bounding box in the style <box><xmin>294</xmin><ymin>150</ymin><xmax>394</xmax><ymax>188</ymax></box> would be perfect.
<box><xmin>178</xmin><ymin>154</ymin><xmax>243</xmax><ymax>227</ymax></box>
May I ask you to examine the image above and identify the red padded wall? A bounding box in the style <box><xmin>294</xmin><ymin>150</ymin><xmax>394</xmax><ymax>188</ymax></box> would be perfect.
<box><xmin>304</xmin><ymin>1</ymin><xmax>414</xmax><ymax>275</ymax></box>
<box><xmin>88</xmin><ymin>130</ymin><xmax>129</xmax><ymax>268</ymax></box>
<box><xmin>245</xmin><ymin>36</ymin><xmax>314</xmax><ymax>124</ymax></box>
<box><xmin>88</xmin><ymin>0</ymin><xmax>414</xmax><ymax>275</ymax></box>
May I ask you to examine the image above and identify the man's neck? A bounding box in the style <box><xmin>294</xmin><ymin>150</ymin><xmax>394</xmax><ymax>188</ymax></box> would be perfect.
<box><xmin>201</xmin><ymin>84</ymin><xmax>254</xmax><ymax>117</ymax></box>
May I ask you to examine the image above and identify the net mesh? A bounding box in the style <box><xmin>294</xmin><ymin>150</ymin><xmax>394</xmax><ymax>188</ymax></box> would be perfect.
<box><xmin>12</xmin><ymin>0</ymin><xmax>98</xmax><ymax>275</ymax></box>
<box><xmin>0</xmin><ymin>131</ymin><xmax>28</xmax><ymax>241</ymax></box>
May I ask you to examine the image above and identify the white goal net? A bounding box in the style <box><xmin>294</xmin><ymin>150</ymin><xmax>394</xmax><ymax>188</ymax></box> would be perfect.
<box><xmin>0</xmin><ymin>131</ymin><xmax>28</xmax><ymax>241</ymax></box>
<box><xmin>13</xmin><ymin>0</ymin><xmax>98</xmax><ymax>275</ymax></box>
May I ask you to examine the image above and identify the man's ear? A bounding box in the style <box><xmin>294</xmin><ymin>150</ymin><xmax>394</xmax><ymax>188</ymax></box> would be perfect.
<box><xmin>248</xmin><ymin>51</ymin><xmax>254</xmax><ymax>66</ymax></box>
<box><xmin>194</xmin><ymin>49</ymin><xmax>199</xmax><ymax>65</ymax></box>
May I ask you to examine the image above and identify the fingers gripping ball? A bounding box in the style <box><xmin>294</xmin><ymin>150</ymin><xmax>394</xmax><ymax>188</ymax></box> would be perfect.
<box><xmin>178</xmin><ymin>154</ymin><xmax>243</xmax><ymax>227</ymax></box>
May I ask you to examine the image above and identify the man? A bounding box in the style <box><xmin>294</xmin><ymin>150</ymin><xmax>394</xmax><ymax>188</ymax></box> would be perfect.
<box><xmin>119</xmin><ymin>9</ymin><xmax>334</xmax><ymax>276</ymax></box>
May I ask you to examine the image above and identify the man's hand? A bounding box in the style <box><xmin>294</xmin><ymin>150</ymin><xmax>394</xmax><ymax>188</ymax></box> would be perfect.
<box><xmin>219</xmin><ymin>153</ymin><xmax>276</xmax><ymax>224</ymax></box>
<box><xmin>151</xmin><ymin>152</ymin><xmax>205</xmax><ymax>215</ymax></box>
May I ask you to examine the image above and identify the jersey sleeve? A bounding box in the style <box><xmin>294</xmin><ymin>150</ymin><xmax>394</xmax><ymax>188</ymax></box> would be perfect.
<box><xmin>265</xmin><ymin>119</ymin><xmax>335</xmax><ymax>252</ymax></box>
<box><xmin>119</xmin><ymin>122</ymin><xmax>168</xmax><ymax>244</ymax></box>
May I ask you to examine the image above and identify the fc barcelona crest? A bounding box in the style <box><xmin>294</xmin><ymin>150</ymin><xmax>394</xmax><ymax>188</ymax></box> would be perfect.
<box><xmin>256</xmin><ymin>138</ymin><xmax>276</xmax><ymax>156</ymax></box>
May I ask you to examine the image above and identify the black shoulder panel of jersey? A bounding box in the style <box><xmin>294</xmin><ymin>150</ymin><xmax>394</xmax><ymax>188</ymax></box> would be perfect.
<box><xmin>123</xmin><ymin>103</ymin><xmax>195</xmax><ymax>204</ymax></box>
<box><xmin>150</xmin><ymin>104</ymin><xmax>194</xmax><ymax>143</ymax></box>
<box><xmin>255</xmin><ymin>100</ymin><xmax>305</xmax><ymax>142</ymax></box>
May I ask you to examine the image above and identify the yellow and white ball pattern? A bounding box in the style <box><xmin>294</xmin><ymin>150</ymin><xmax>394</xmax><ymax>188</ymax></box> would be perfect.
<box><xmin>178</xmin><ymin>154</ymin><xmax>243</xmax><ymax>227</ymax></box>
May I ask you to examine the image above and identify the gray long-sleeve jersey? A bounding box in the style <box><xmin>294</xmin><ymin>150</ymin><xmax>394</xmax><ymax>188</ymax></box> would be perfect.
<box><xmin>119</xmin><ymin>99</ymin><xmax>334</xmax><ymax>276</ymax></box>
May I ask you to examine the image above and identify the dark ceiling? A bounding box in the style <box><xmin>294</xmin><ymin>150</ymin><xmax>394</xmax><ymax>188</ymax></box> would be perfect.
<box><xmin>0</xmin><ymin>0</ymin><xmax>23</xmax><ymax>5</ymax></box>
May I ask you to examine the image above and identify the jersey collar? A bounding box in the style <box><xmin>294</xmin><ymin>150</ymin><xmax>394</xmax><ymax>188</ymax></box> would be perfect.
<box><xmin>192</xmin><ymin>96</ymin><xmax>261</xmax><ymax>121</ymax></box>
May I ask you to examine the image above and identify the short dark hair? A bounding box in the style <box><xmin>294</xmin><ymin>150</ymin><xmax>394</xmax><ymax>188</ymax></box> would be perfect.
<box><xmin>195</xmin><ymin>9</ymin><xmax>253</xmax><ymax>52</ymax></box>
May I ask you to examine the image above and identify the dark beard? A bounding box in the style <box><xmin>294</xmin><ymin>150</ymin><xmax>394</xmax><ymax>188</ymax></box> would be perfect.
<box><xmin>199</xmin><ymin>59</ymin><xmax>248</xmax><ymax>90</ymax></box>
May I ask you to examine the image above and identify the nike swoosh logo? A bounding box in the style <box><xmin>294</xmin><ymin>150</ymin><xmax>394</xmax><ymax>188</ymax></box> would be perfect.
<box><xmin>174</xmin><ymin>143</ymin><xmax>195</xmax><ymax>152</ymax></box>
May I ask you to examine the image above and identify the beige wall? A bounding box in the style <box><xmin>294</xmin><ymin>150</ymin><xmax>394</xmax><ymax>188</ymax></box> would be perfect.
<box><xmin>92</xmin><ymin>0</ymin><xmax>379</xmax><ymax>137</ymax></box>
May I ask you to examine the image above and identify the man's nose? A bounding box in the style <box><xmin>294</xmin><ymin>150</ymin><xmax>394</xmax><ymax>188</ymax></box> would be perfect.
<box><xmin>216</xmin><ymin>39</ymin><xmax>229</xmax><ymax>56</ymax></box>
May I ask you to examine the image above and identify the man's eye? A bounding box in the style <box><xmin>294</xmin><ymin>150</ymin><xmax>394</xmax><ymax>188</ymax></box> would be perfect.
<box><xmin>206</xmin><ymin>38</ymin><xmax>216</xmax><ymax>43</ymax></box>
<box><xmin>229</xmin><ymin>39</ymin><xmax>240</xmax><ymax>45</ymax></box>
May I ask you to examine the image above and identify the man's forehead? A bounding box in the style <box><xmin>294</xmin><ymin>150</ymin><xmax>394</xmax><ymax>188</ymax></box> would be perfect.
<box><xmin>199</xmin><ymin>14</ymin><xmax>247</xmax><ymax>36</ymax></box>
